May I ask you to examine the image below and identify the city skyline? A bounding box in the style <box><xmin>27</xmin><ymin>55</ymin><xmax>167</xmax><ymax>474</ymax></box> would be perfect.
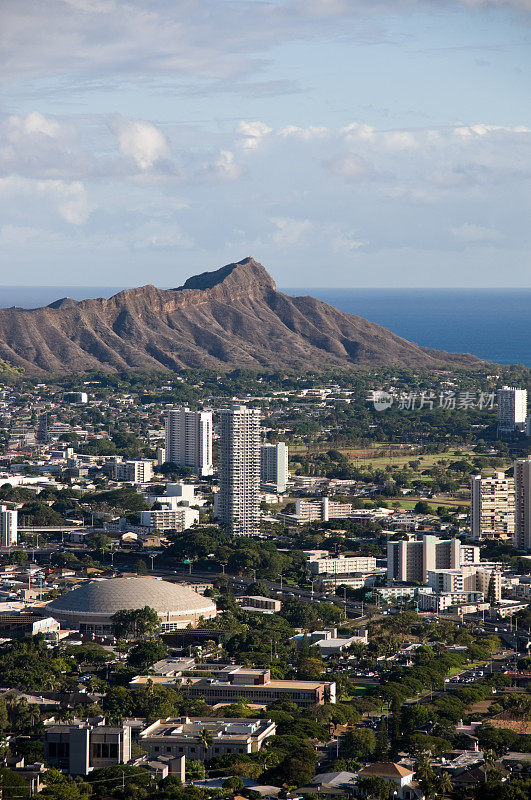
<box><xmin>1</xmin><ymin>1</ymin><xmax>530</xmax><ymax>288</ymax></box>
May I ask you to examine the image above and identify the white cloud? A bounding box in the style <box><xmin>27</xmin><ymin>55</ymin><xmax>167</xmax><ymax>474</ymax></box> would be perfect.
<box><xmin>450</xmin><ymin>223</ymin><xmax>502</xmax><ymax>242</ymax></box>
<box><xmin>237</xmin><ymin>120</ymin><xmax>272</xmax><ymax>149</ymax></box>
<box><xmin>6</xmin><ymin>111</ymin><xmax>63</xmax><ymax>139</ymax></box>
<box><xmin>270</xmin><ymin>217</ymin><xmax>311</xmax><ymax>246</ymax></box>
<box><xmin>202</xmin><ymin>150</ymin><xmax>242</xmax><ymax>181</ymax></box>
<box><xmin>0</xmin><ymin>176</ymin><xmax>92</xmax><ymax>225</ymax></box>
<box><xmin>109</xmin><ymin>115</ymin><xmax>170</xmax><ymax>170</ymax></box>
<box><xmin>38</xmin><ymin>180</ymin><xmax>92</xmax><ymax>224</ymax></box>
<box><xmin>278</xmin><ymin>125</ymin><xmax>329</xmax><ymax>140</ymax></box>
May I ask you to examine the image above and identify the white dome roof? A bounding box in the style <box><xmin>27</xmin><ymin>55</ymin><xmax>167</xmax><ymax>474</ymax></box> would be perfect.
<box><xmin>46</xmin><ymin>576</ymin><xmax>216</xmax><ymax>617</ymax></box>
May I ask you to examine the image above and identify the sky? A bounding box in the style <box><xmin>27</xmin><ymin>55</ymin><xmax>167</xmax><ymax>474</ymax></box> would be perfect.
<box><xmin>1</xmin><ymin>0</ymin><xmax>530</xmax><ymax>289</ymax></box>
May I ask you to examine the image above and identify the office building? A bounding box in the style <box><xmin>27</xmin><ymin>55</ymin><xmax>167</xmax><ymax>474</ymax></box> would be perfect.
<box><xmin>139</xmin><ymin>717</ymin><xmax>276</xmax><ymax>761</ymax></box>
<box><xmin>131</xmin><ymin>665</ymin><xmax>335</xmax><ymax>706</ymax></box>
<box><xmin>114</xmin><ymin>459</ymin><xmax>153</xmax><ymax>484</ymax></box>
<box><xmin>471</xmin><ymin>473</ymin><xmax>515</xmax><ymax>541</ymax></box>
<box><xmin>218</xmin><ymin>404</ymin><xmax>261</xmax><ymax>536</ymax></box>
<box><xmin>497</xmin><ymin>386</ymin><xmax>527</xmax><ymax>435</ymax></box>
<box><xmin>140</xmin><ymin>507</ymin><xmax>198</xmax><ymax>532</ymax></box>
<box><xmin>44</xmin><ymin>718</ymin><xmax>131</xmax><ymax>775</ymax></box>
<box><xmin>165</xmin><ymin>408</ymin><xmax>213</xmax><ymax>477</ymax></box>
<box><xmin>0</xmin><ymin>506</ymin><xmax>17</xmax><ymax>547</ymax></box>
<box><xmin>387</xmin><ymin>535</ymin><xmax>479</xmax><ymax>583</ymax></box>
<box><xmin>514</xmin><ymin>455</ymin><xmax>531</xmax><ymax>551</ymax></box>
<box><xmin>260</xmin><ymin>442</ymin><xmax>288</xmax><ymax>492</ymax></box>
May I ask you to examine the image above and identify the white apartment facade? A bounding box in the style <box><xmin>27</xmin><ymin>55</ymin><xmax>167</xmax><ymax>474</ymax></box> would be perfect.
<box><xmin>140</xmin><ymin>507</ymin><xmax>199</xmax><ymax>532</ymax></box>
<box><xmin>308</xmin><ymin>554</ymin><xmax>377</xmax><ymax>575</ymax></box>
<box><xmin>427</xmin><ymin>565</ymin><xmax>502</xmax><ymax>601</ymax></box>
<box><xmin>165</xmin><ymin>408</ymin><xmax>213</xmax><ymax>477</ymax></box>
<box><xmin>295</xmin><ymin>497</ymin><xmax>353</xmax><ymax>522</ymax></box>
<box><xmin>114</xmin><ymin>460</ymin><xmax>154</xmax><ymax>484</ymax></box>
<box><xmin>497</xmin><ymin>386</ymin><xmax>527</xmax><ymax>434</ymax></box>
<box><xmin>0</xmin><ymin>506</ymin><xmax>17</xmax><ymax>547</ymax></box>
<box><xmin>218</xmin><ymin>404</ymin><xmax>261</xmax><ymax>536</ymax></box>
<box><xmin>471</xmin><ymin>473</ymin><xmax>515</xmax><ymax>541</ymax></box>
<box><xmin>260</xmin><ymin>442</ymin><xmax>288</xmax><ymax>493</ymax></box>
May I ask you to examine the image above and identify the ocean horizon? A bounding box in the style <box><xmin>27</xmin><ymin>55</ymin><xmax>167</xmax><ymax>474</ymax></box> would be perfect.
<box><xmin>0</xmin><ymin>285</ymin><xmax>529</xmax><ymax>367</ymax></box>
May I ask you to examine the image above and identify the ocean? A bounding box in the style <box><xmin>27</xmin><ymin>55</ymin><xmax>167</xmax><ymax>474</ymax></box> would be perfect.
<box><xmin>0</xmin><ymin>286</ymin><xmax>529</xmax><ymax>367</ymax></box>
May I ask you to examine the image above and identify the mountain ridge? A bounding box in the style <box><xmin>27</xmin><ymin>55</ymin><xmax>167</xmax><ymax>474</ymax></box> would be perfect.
<box><xmin>0</xmin><ymin>257</ymin><xmax>485</xmax><ymax>374</ymax></box>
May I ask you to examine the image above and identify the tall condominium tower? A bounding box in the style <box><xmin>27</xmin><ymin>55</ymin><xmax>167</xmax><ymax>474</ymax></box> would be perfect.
<box><xmin>0</xmin><ymin>506</ymin><xmax>17</xmax><ymax>548</ymax></box>
<box><xmin>165</xmin><ymin>408</ymin><xmax>213</xmax><ymax>477</ymax></box>
<box><xmin>471</xmin><ymin>472</ymin><xmax>515</xmax><ymax>542</ymax></box>
<box><xmin>497</xmin><ymin>386</ymin><xmax>527</xmax><ymax>435</ymax></box>
<box><xmin>514</xmin><ymin>455</ymin><xmax>531</xmax><ymax>551</ymax></box>
<box><xmin>218</xmin><ymin>404</ymin><xmax>261</xmax><ymax>536</ymax></box>
<box><xmin>260</xmin><ymin>442</ymin><xmax>288</xmax><ymax>493</ymax></box>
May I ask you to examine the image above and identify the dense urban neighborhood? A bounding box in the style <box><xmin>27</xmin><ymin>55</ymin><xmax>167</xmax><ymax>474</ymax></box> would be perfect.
<box><xmin>0</xmin><ymin>367</ymin><xmax>529</xmax><ymax>800</ymax></box>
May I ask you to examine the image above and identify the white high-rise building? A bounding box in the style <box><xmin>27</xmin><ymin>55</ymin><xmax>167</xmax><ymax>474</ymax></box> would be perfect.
<box><xmin>497</xmin><ymin>386</ymin><xmax>527</xmax><ymax>435</ymax></box>
<box><xmin>165</xmin><ymin>408</ymin><xmax>213</xmax><ymax>477</ymax></box>
<box><xmin>0</xmin><ymin>506</ymin><xmax>17</xmax><ymax>547</ymax></box>
<box><xmin>471</xmin><ymin>473</ymin><xmax>515</xmax><ymax>541</ymax></box>
<box><xmin>218</xmin><ymin>404</ymin><xmax>261</xmax><ymax>536</ymax></box>
<box><xmin>260</xmin><ymin>442</ymin><xmax>288</xmax><ymax>493</ymax></box>
<box><xmin>514</xmin><ymin>455</ymin><xmax>531</xmax><ymax>551</ymax></box>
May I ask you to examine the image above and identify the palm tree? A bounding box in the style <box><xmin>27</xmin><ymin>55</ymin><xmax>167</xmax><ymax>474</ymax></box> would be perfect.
<box><xmin>199</xmin><ymin>728</ymin><xmax>214</xmax><ymax>759</ymax></box>
<box><xmin>436</xmin><ymin>770</ymin><xmax>453</xmax><ymax>798</ymax></box>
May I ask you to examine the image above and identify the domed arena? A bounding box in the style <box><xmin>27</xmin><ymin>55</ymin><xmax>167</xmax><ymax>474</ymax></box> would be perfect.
<box><xmin>45</xmin><ymin>576</ymin><xmax>217</xmax><ymax>636</ymax></box>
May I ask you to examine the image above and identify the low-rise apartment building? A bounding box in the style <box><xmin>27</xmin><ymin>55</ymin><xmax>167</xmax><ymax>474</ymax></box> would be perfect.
<box><xmin>308</xmin><ymin>554</ymin><xmax>377</xmax><ymax>575</ymax></box>
<box><xmin>114</xmin><ymin>459</ymin><xmax>153</xmax><ymax>484</ymax></box>
<box><xmin>139</xmin><ymin>507</ymin><xmax>198</xmax><ymax>532</ymax></box>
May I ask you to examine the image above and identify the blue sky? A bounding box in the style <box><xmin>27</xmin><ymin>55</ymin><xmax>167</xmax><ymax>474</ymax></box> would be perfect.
<box><xmin>1</xmin><ymin>0</ymin><xmax>530</xmax><ymax>288</ymax></box>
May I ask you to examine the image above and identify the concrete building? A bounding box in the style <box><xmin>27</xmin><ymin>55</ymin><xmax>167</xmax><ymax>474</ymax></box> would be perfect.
<box><xmin>165</xmin><ymin>408</ymin><xmax>213</xmax><ymax>477</ymax></box>
<box><xmin>295</xmin><ymin>497</ymin><xmax>353</xmax><ymax>522</ymax></box>
<box><xmin>114</xmin><ymin>459</ymin><xmax>153</xmax><ymax>484</ymax></box>
<box><xmin>218</xmin><ymin>404</ymin><xmax>261</xmax><ymax>537</ymax></box>
<box><xmin>139</xmin><ymin>717</ymin><xmax>276</xmax><ymax>761</ymax></box>
<box><xmin>471</xmin><ymin>473</ymin><xmax>515</xmax><ymax>541</ymax></box>
<box><xmin>260</xmin><ymin>442</ymin><xmax>288</xmax><ymax>493</ymax></box>
<box><xmin>44</xmin><ymin>717</ymin><xmax>131</xmax><ymax>775</ymax></box>
<box><xmin>140</xmin><ymin>506</ymin><xmax>198</xmax><ymax>532</ymax></box>
<box><xmin>514</xmin><ymin>455</ymin><xmax>531</xmax><ymax>551</ymax></box>
<box><xmin>0</xmin><ymin>506</ymin><xmax>17</xmax><ymax>547</ymax></box>
<box><xmin>308</xmin><ymin>554</ymin><xmax>377</xmax><ymax>575</ymax></box>
<box><xmin>63</xmin><ymin>392</ymin><xmax>88</xmax><ymax>404</ymax></box>
<box><xmin>387</xmin><ymin>535</ymin><xmax>480</xmax><ymax>583</ymax></box>
<box><xmin>131</xmin><ymin>665</ymin><xmax>335</xmax><ymax>706</ymax></box>
<box><xmin>427</xmin><ymin>565</ymin><xmax>502</xmax><ymax>601</ymax></box>
<box><xmin>497</xmin><ymin>386</ymin><xmax>527</xmax><ymax>435</ymax></box>
<box><xmin>45</xmin><ymin>576</ymin><xmax>217</xmax><ymax>634</ymax></box>
<box><xmin>236</xmin><ymin>595</ymin><xmax>282</xmax><ymax>613</ymax></box>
